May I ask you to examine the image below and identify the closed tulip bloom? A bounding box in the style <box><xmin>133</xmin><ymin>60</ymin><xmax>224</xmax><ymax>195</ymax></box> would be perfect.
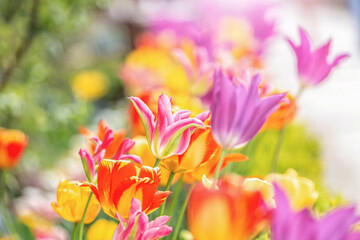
<box><xmin>0</xmin><ymin>128</ymin><xmax>28</xmax><ymax>169</ymax></box>
<box><xmin>210</xmin><ymin>69</ymin><xmax>285</xmax><ymax>150</ymax></box>
<box><xmin>271</xmin><ymin>184</ymin><xmax>360</xmax><ymax>240</ymax></box>
<box><xmin>82</xmin><ymin>159</ymin><xmax>170</xmax><ymax>219</ymax></box>
<box><xmin>265</xmin><ymin>169</ymin><xmax>318</xmax><ymax>210</ymax></box>
<box><xmin>187</xmin><ymin>175</ymin><xmax>270</xmax><ymax>240</ymax></box>
<box><xmin>288</xmin><ymin>27</ymin><xmax>349</xmax><ymax>87</ymax></box>
<box><xmin>129</xmin><ymin>94</ymin><xmax>208</xmax><ymax>159</ymax></box>
<box><xmin>51</xmin><ymin>180</ymin><xmax>100</xmax><ymax>224</ymax></box>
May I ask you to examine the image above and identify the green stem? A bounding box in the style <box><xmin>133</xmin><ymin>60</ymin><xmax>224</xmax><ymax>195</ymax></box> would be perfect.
<box><xmin>72</xmin><ymin>222</ymin><xmax>79</xmax><ymax>240</ymax></box>
<box><xmin>214</xmin><ymin>149</ymin><xmax>228</xmax><ymax>180</ymax></box>
<box><xmin>159</xmin><ymin>172</ymin><xmax>175</xmax><ymax>216</ymax></box>
<box><xmin>154</xmin><ymin>158</ymin><xmax>161</xmax><ymax>168</ymax></box>
<box><xmin>271</xmin><ymin>126</ymin><xmax>286</xmax><ymax>172</ymax></box>
<box><xmin>167</xmin><ymin>174</ymin><xmax>184</xmax><ymax>216</ymax></box>
<box><xmin>171</xmin><ymin>188</ymin><xmax>192</xmax><ymax>240</ymax></box>
<box><xmin>78</xmin><ymin>192</ymin><xmax>93</xmax><ymax>240</ymax></box>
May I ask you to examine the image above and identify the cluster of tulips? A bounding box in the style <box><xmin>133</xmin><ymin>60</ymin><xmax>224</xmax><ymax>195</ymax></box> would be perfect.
<box><xmin>1</xmin><ymin>2</ymin><xmax>358</xmax><ymax>240</ymax></box>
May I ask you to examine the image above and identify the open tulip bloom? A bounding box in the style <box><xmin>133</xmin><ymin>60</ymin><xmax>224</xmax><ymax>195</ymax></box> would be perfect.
<box><xmin>129</xmin><ymin>94</ymin><xmax>209</xmax><ymax>161</ymax></box>
<box><xmin>210</xmin><ymin>69</ymin><xmax>285</xmax><ymax>150</ymax></box>
<box><xmin>288</xmin><ymin>27</ymin><xmax>349</xmax><ymax>87</ymax></box>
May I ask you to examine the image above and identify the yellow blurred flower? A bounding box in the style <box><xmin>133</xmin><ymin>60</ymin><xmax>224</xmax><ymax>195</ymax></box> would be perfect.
<box><xmin>122</xmin><ymin>47</ymin><xmax>189</xmax><ymax>95</ymax></box>
<box><xmin>86</xmin><ymin>219</ymin><xmax>118</xmax><ymax>240</ymax></box>
<box><xmin>71</xmin><ymin>71</ymin><xmax>108</xmax><ymax>101</ymax></box>
<box><xmin>51</xmin><ymin>180</ymin><xmax>100</xmax><ymax>223</ymax></box>
<box><xmin>265</xmin><ymin>169</ymin><xmax>318</xmax><ymax>210</ymax></box>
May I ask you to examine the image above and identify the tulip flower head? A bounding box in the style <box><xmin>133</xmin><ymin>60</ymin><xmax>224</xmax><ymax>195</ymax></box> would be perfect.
<box><xmin>288</xmin><ymin>27</ymin><xmax>349</xmax><ymax>87</ymax></box>
<box><xmin>265</xmin><ymin>169</ymin><xmax>318</xmax><ymax>210</ymax></box>
<box><xmin>271</xmin><ymin>184</ymin><xmax>360</xmax><ymax>240</ymax></box>
<box><xmin>79</xmin><ymin>124</ymin><xmax>141</xmax><ymax>182</ymax></box>
<box><xmin>51</xmin><ymin>180</ymin><xmax>100</xmax><ymax>224</ymax></box>
<box><xmin>81</xmin><ymin>159</ymin><xmax>170</xmax><ymax>219</ymax></box>
<box><xmin>0</xmin><ymin>128</ymin><xmax>28</xmax><ymax>169</ymax></box>
<box><xmin>112</xmin><ymin>198</ymin><xmax>172</xmax><ymax>240</ymax></box>
<box><xmin>129</xmin><ymin>94</ymin><xmax>209</xmax><ymax>159</ymax></box>
<box><xmin>210</xmin><ymin>69</ymin><xmax>285</xmax><ymax>150</ymax></box>
<box><xmin>87</xmin><ymin>219</ymin><xmax>118</xmax><ymax>240</ymax></box>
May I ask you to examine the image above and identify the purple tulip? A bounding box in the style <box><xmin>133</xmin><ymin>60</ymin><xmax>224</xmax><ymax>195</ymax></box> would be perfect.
<box><xmin>210</xmin><ymin>69</ymin><xmax>285</xmax><ymax>150</ymax></box>
<box><xmin>272</xmin><ymin>184</ymin><xmax>360</xmax><ymax>240</ymax></box>
<box><xmin>288</xmin><ymin>27</ymin><xmax>349</xmax><ymax>87</ymax></box>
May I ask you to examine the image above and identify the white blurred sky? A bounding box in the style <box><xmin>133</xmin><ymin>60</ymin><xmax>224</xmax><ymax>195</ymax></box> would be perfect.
<box><xmin>265</xmin><ymin>0</ymin><xmax>360</xmax><ymax>204</ymax></box>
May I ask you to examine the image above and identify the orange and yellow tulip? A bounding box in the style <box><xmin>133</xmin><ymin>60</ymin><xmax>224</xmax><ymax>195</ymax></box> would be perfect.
<box><xmin>187</xmin><ymin>174</ymin><xmax>270</xmax><ymax>240</ymax></box>
<box><xmin>262</xmin><ymin>93</ymin><xmax>297</xmax><ymax>131</ymax></box>
<box><xmin>82</xmin><ymin>159</ymin><xmax>170</xmax><ymax>219</ymax></box>
<box><xmin>0</xmin><ymin>128</ymin><xmax>28</xmax><ymax>169</ymax></box>
<box><xmin>51</xmin><ymin>180</ymin><xmax>100</xmax><ymax>224</ymax></box>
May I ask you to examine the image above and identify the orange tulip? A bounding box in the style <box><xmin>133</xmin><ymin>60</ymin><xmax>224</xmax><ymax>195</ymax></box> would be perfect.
<box><xmin>51</xmin><ymin>180</ymin><xmax>100</xmax><ymax>224</ymax></box>
<box><xmin>79</xmin><ymin>119</ymin><xmax>126</xmax><ymax>159</ymax></box>
<box><xmin>82</xmin><ymin>159</ymin><xmax>170</xmax><ymax>219</ymax></box>
<box><xmin>182</xmin><ymin>131</ymin><xmax>247</xmax><ymax>183</ymax></box>
<box><xmin>187</xmin><ymin>174</ymin><xmax>270</xmax><ymax>240</ymax></box>
<box><xmin>262</xmin><ymin>93</ymin><xmax>297</xmax><ymax>131</ymax></box>
<box><xmin>0</xmin><ymin>128</ymin><xmax>28</xmax><ymax>169</ymax></box>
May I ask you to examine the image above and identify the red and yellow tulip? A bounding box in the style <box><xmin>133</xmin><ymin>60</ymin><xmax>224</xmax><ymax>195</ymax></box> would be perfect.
<box><xmin>82</xmin><ymin>159</ymin><xmax>170</xmax><ymax>219</ymax></box>
<box><xmin>187</xmin><ymin>174</ymin><xmax>270</xmax><ymax>240</ymax></box>
<box><xmin>0</xmin><ymin>128</ymin><xmax>28</xmax><ymax>169</ymax></box>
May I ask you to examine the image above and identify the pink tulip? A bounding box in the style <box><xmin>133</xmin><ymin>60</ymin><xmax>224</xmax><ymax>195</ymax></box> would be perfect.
<box><xmin>112</xmin><ymin>198</ymin><xmax>172</xmax><ymax>240</ymax></box>
<box><xmin>288</xmin><ymin>27</ymin><xmax>349</xmax><ymax>87</ymax></box>
<box><xmin>129</xmin><ymin>94</ymin><xmax>209</xmax><ymax>159</ymax></box>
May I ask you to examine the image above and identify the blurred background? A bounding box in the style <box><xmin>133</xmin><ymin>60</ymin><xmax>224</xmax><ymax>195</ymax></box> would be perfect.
<box><xmin>0</xmin><ymin>0</ymin><xmax>360</xmax><ymax>238</ymax></box>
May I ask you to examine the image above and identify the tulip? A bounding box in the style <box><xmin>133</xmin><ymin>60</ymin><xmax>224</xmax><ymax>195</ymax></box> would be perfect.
<box><xmin>271</xmin><ymin>184</ymin><xmax>360</xmax><ymax>240</ymax></box>
<box><xmin>129</xmin><ymin>93</ymin><xmax>208</xmax><ymax>161</ymax></box>
<box><xmin>112</xmin><ymin>198</ymin><xmax>172</xmax><ymax>240</ymax></box>
<box><xmin>265</xmin><ymin>169</ymin><xmax>318</xmax><ymax>210</ymax></box>
<box><xmin>51</xmin><ymin>180</ymin><xmax>100</xmax><ymax>224</ymax></box>
<box><xmin>210</xmin><ymin>69</ymin><xmax>285</xmax><ymax>150</ymax></box>
<box><xmin>79</xmin><ymin>119</ymin><xmax>126</xmax><ymax>159</ymax></box>
<box><xmin>0</xmin><ymin>128</ymin><xmax>28</xmax><ymax>169</ymax></box>
<box><xmin>81</xmin><ymin>159</ymin><xmax>170</xmax><ymax>219</ymax></box>
<box><xmin>187</xmin><ymin>174</ymin><xmax>270</xmax><ymax>240</ymax></box>
<box><xmin>129</xmin><ymin>136</ymin><xmax>180</xmax><ymax>186</ymax></box>
<box><xmin>86</xmin><ymin>219</ymin><xmax>118</xmax><ymax>240</ymax></box>
<box><xmin>288</xmin><ymin>27</ymin><xmax>349</xmax><ymax>87</ymax></box>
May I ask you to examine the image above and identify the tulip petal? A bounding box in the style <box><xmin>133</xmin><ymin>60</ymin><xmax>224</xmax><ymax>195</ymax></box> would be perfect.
<box><xmin>129</xmin><ymin>97</ymin><xmax>156</xmax><ymax>142</ymax></box>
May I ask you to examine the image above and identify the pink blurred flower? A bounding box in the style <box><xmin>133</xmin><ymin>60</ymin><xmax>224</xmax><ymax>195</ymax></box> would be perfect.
<box><xmin>288</xmin><ymin>27</ymin><xmax>349</xmax><ymax>87</ymax></box>
<box><xmin>112</xmin><ymin>198</ymin><xmax>172</xmax><ymax>240</ymax></box>
<box><xmin>129</xmin><ymin>94</ymin><xmax>209</xmax><ymax>159</ymax></box>
<box><xmin>271</xmin><ymin>184</ymin><xmax>360</xmax><ymax>240</ymax></box>
<box><xmin>210</xmin><ymin>69</ymin><xmax>285</xmax><ymax>150</ymax></box>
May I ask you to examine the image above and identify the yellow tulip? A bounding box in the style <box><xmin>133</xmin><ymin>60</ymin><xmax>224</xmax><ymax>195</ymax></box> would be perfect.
<box><xmin>265</xmin><ymin>169</ymin><xmax>318</xmax><ymax>210</ymax></box>
<box><xmin>51</xmin><ymin>180</ymin><xmax>100</xmax><ymax>223</ymax></box>
<box><xmin>86</xmin><ymin>219</ymin><xmax>118</xmax><ymax>240</ymax></box>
